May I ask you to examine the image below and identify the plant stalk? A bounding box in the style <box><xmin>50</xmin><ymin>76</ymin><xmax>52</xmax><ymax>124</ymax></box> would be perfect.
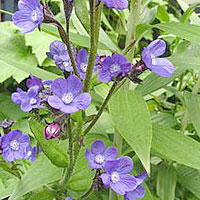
<box><xmin>83</xmin><ymin>81</ymin><xmax>118</xmax><ymax>136</ymax></box>
<box><xmin>83</xmin><ymin>0</ymin><xmax>102</xmax><ymax>92</ymax></box>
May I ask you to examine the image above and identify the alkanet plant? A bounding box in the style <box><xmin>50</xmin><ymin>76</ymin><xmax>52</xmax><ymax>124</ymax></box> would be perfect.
<box><xmin>0</xmin><ymin>0</ymin><xmax>178</xmax><ymax>199</ymax></box>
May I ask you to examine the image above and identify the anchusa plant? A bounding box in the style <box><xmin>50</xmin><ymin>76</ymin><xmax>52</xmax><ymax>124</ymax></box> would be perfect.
<box><xmin>0</xmin><ymin>0</ymin><xmax>178</xmax><ymax>199</ymax></box>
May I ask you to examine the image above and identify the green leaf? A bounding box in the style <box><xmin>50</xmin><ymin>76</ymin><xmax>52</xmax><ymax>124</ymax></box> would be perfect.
<box><xmin>136</xmin><ymin>68</ymin><xmax>185</xmax><ymax>96</ymax></box>
<box><xmin>74</xmin><ymin>0</ymin><xmax>90</xmax><ymax>32</ymax></box>
<box><xmin>152</xmin><ymin>124</ymin><xmax>200</xmax><ymax>170</ymax></box>
<box><xmin>156</xmin><ymin>163</ymin><xmax>177</xmax><ymax>200</ymax></box>
<box><xmin>184</xmin><ymin>91</ymin><xmax>200</xmax><ymax>138</ymax></box>
<box><xmin>9</xmin><ymin>154</ymin><xmax>62</xmax><ymax>200</ymax></box>
<box><xmin>155</xmin><ymin>22</ymin><xmax>200</xmax><ymax>45</ymax></box>
<box><xmin>109</xmin><ymin>90</ymin><xmax>152</xmax><ymax>174</ymax></box>
<box><xmin>29</xmin><ymin>118</ymin><xmax>69</xmax><ymax>168</ymax></box>
<box><xmin>25</xmin><ymin>29</ymin><xmax>58</xmax><ymax>65</ymax></box>
<box><xmin>177</xmin><ymin>165</ymin><xmax>200</xmax><ymax>199</ymax></box>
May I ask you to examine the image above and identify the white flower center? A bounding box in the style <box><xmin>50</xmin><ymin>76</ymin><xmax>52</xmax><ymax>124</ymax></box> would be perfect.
<box><xmin>63</xmin><ymin>61</ymin><xmax>71</xmax><ymax>70</ymax></box>
<box><xmin>27</xmin><ymin>150</ymin><xmax>32</xmax><ymax>157</ymax></box>
<box><xmin>109</xmin><ymin>64</ymin><xmax>120</xmax><ymax>74</ymax></box>
<box><xmin>111</xmin><ymin>171</ymin><xmax>120</xmax><ymax>183</ymax></box>
<box><xmin>94</xmin><ymin>154</ymin><xmax>105</xmax><ymax>164</ymax></box>
<box><xmin>10</xmin><ymin>140</ymin><xmax>19</xmax><ymax>151</ymax></box>
<box><xmin>62</xmin><ymin>93</ymin><xmax>74</xmax><ymax>104</ymax></box>
<box><xmin>80</xmin><ymin>63</ymin><xmax>87</xmax><ymax>73</ymax></box>
<box><xmin>31</xmin><ymin>10</ymin><xmax>38</xmax><ymax>22</ymax></box>
<box><xmin>30</xmin><ymin>98</ymin><xmax>37</xmax><ymax>105</ymax></box>
<box><xmin>151</xmin><ymin>54</ymin><xmax>157</xmax><ymax>65</ymax></box>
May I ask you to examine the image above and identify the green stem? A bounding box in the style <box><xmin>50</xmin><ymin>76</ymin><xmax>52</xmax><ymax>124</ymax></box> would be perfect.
<box><xmin>0</xmin><ymin>9</ymin><xmax>13</xmax><ymax>16</ymax></box>
<box><xmin>60</xmin><ymin>116</ymin><xmax>73</xmax><ymax>187</ymax></box>
<box><xmin>83</xmin><ymin>81</ymin><xmax>118</xmax><ymax>136</ymax></box>
<box><xmin>83</xmin><ymin>0</ymin><xmax>102</xmax><ymax>92</ymax></box>
<box><xmin>109</xmin><ymin>189</ymin><xmax>118</xmax><ymax>200</ymax></box>
<box><xmin>125</xmin><ymin>0</ymin><xmax>141</xmax><ymax>61</ymax></box>
<box><xmin>181</xmin><ymin>71</ymin><xmax>200</xmax><ymax>133</ymax></box>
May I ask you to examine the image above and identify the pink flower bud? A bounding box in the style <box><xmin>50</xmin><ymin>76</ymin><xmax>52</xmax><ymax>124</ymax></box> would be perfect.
<box><xmin>44</xmin><ymin>123</ymin><xmax>61</xmax><ymax>139</ymax></box>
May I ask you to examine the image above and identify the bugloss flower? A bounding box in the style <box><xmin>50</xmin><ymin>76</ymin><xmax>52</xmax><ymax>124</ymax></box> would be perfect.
<box><xmin>26</xmin><ymin>75</ymin><xmax>43</xmax><ymax>91</ymax></box>
<box><xmin>101</xmin><ymin>156</ymin><xmax>137</xmax><ymax>195</ymax></box>
<box><xmin>142</xmin><ymin>39</ymin><xmax>175</xmax><ymax>77</ymax></box>
<box><xmin>99</xmin><ymin>0</ymin><xmax>128</xmax><ymax>9</ymax></box>
<box><xmin>65</xmin><ymin>197</ymin><xmax>72</xmax><ymax>200</ymax></box>
<box><xmin>76</xmin><ymin>48</ymin><xmax>99</xmax><ymax>80</ymax></box>
<box><xmin>48</xmin><ymin>76</ymin><xmax>91</xmax><ymax>114</ymax></box>
<box><xmin>11</xmin><ymin>86</ymin><xmax>44</xmax><ymax>112</ymax></box>
<box><xmin>47</xmin><ymin>41</ymin><xmax>74</xmax><ymax>72</ymax></box>
<box><xmin>44</xmin><ymin>123</ymin><xmax>61</xmax><ymax>139</ymax></box>
<box><xmin>1</xmin><ymin>130</ymin><xmax>30</xmax><ymax>162</ymax></box>
<box><xmin>98</xmin><ymin>54</ymin><xmax>131</xmax><ymax>83</ymax></box>
<box><xmin>85</xmin><ymin>140</ymin><xmax>118</xmax><ymax>169</ymax></box>
<box><xmin>124</xmin><ymin>172</ymin><xmax>147</xmax><ymax>200</ymax></box>
<box><xmin>12</xmin><ymin>0</ymin><xmax>44</xmax><ymax>33</ymax></box>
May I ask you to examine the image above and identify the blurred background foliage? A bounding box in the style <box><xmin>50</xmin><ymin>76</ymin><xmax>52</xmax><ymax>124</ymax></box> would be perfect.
<box><xmin>1</xmin><ymin>0</ymin><xmax>200</xmax><ymax>200</ymax></box>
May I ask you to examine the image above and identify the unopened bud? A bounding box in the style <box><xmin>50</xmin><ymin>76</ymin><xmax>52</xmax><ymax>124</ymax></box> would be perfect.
<box><xmin>44</xmin><ymin>123</ymin><xmax>61</xmax><ymax>139</ymax></box>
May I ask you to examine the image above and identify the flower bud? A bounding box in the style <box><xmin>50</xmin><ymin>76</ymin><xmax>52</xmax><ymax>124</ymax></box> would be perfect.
<box><xmin>44</xmin><ymin>123</ymin><xmax>61</xmax><ymax>139</ymax></box>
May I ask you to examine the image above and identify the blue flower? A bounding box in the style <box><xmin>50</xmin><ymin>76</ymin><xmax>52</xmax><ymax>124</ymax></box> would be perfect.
<box><xmin>12</xmin><ymin>0</ymin><xmax>44</xmax><ymax>33</ymax></box>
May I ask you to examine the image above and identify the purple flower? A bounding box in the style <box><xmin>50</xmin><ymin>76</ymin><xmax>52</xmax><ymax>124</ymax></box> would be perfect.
<box><xmin>26</xmin><ymin>75</ymin><xmax>43</xmax><ymax>91</ymax></box>
<box><xmin>47</xmin><ymin>41</ymin><xmax>74</xmax><ymax>72</ymax></box>
<box><xmin>1</xmin><ymin>130</ymin><xmax>30</xmax><ymax>162</ymax></box>
<box><xmin>25</xmin><ymin>146</ymin><xmax>42</xmax><ymax>162</ymax></box>
<box><xmin>65</xmin><ymin>198</ymin><xmax>72</xmax><ymax>200</ymax></box>
<box><xmin>101</xmin><ymin>156</ymin><xmax>137</xmax><ymax>195</ymax></box>
<box><xmin>76</xmin><ymin>48</ymin><xmax>99</xmax><ymax>80</ymax></box>
<box><xmin>124</xmin><ymin>172</ymin><xmax>147</xmax><ymax>200</ymax></box>
<box><xmin>142</xmin><ymin>39</ymin><xmax>175</xmax><ymax>77</ymax></box>
<box><xmin>11</xmin><ymin>86</ymin><xmax>44</xmax><ymax>112</ymax></box>
<box><xmin>44</xmin><ymin>123</ymin><xmax>61</xmax><ymax>139</ymax></box>
<box><xmin>97</xmin><ymin>54</ymin><xmax>132</xmax><ymax>83</ymax></box>
<box><xmin>99</xmin><ymin>0</ymin><xmax>128</xmax><ymax>9</ymax></box>
<box><xmin>12</xmin><ymin>0</ymin><xmax>44</xmax><ymax>33</ymax></box>
<box><xmin>85</xmin><ymin>140</ymin><xmax>118</xmax><ymax>169</ymax></box>
<box><xmin>48</xmin><ymin>76</ymin><xmax>91</xmax><ymax>114</ymax></box>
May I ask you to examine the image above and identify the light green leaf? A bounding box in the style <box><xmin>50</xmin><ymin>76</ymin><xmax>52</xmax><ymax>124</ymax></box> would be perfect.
<box><xmin>25</xmin><ymin>29</ymin><xmax>58</xmax><ymax>65</ymax></box>
<box><xmin>156</xmin><ymin>163</ymin><xmax>177</xmax><ymax>200</ymax></box>
<box><xmin>177</xmin><ymin>165</ymin><xmax>200</xmax><ymax>199</ymax></box>
<box><xmin>156</xmin><ymin>22</ymin><xmax>200</xmax><ymax>44</ymax></box>
<box><xmin>184</xmin><ymin>91</ymin><xmax>200</xmax><ymax>138</ymax></box>
<box><xmin>136</xmin><ymin>68</ymin><xmax>185</xmax><ymax>96</ymax></box>
<box><xmin>152</xmin><ymin>124</ymin><xmax>200</xmax><ymax>170</ymax></box>
<box><xmin>109</xmin><ymin>90</ymin><xmax>152</xmax><ymax>174</ymax></box>
<box><xmin>9</xmin><ymin>154</ymin><xmax>62</xmax><ymax>200</ymax></box>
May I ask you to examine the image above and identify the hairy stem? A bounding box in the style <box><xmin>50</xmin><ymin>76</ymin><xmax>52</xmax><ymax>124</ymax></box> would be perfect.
<box><xmin>60</xmin><ymin>117</ymin><xmax>74</xmax><ymax>187</ymax></box>
<box><xmin>181</xmin><ymin>71</ymin><xmax>200</xmax><ymax>133</ymax></box>
<box><xmin>83</xmin><ymin>81</ymin><xmax>118</xmax><ymax>136</ymax></box>
<box><xmin>83</xmin><ymin>0</ymin><xmax>102</xmax><ymax>92</ymax></box>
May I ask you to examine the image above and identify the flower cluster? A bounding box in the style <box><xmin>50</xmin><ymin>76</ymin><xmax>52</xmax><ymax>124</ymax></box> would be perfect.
<box><xmin>85</xmin><ymin>140</ymin><xmax>147</xmax><ymax>199</ymax></box>
<box><xmin>0</xmin><ymin>129</ymin><xmax>41</xmax><ymax>162</ymax></box>
<box><xmin>11</xmin><ymin>76</ymin><xmax>44</xmax><ymax>112</ymax></box>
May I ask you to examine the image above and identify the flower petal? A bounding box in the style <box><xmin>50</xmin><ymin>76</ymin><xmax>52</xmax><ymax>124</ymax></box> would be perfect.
<box><xmin>73</xmin><ymin>93</ymin><xmax>91</xmax><ymax>111</ymax></box>
<box><xmin>135</xmin><ymin>172</ymin><xmax>147</xmax><ymax>185</ymax></box>
<box><xmin>97</xmin><ymin>69</ymin><xmax>112</xmax><ymax>84</ymax></box>
<box><xmin>146</xmin><ymin>39</ymin><xmax>166</xmax><ymax>57</ymax></box>
<box><xmin>91</xmin><ymin>140</ymin><xmax>105</xmax><ymax>155</ymax></box>
<box><xmin>77</xmin><ymin>49</ymin><xmax>88</xmax><ymax>64</ymax></box>
<box><xmin>3</xmin><ymin>149</ymin><xmax>14</xmax><ymax>162</ymax></box>
<box><xmin>110</xmin><ymin>174</ymin><xmax>137</xmax><ymax>195</ymax></box>
<box><xmin>65</xmin><ymin>75</ymin><xmax>82</xmax><ymax>97</ymax></box>
<box><xmin>51</xmin><ymin>78</ymin><xmax>69</xmax><ymax>98</ymax></box>
<box><xmin>48</xmin><ymin>96</ymin><xmax>64</xmax><ymax>110</ymax></box>
<box><xmin>114</xmin><ymin>156</ymin><xmax>134</xmax><ymax>174</ymax></box>
<box><xmin>101</xmin><ymin>173</ymin><xmax>111</xmax><ymax>187</ymax></box>
<box><xmin>150</xmin><ymin>58</ymin><xmax>175</xmax><ymax>77</ymax></box>
<box><xmin>125</xmin><ymin>185</ymin><xmax>145</xmax><ymax>200</ymax></box>
<box><xmin>100</xmin><ymin>0</ymin><xmax>128</xmax><ymax>9</ymax></box>
<box><xmin>102</xmin><ymin>56</ymin><xmax>114</xmax><ymax>70</ymax></box>
<box><xmin>112</xmin><ymin>54</ymin><xmax>127</xmax><ymax>65</ymax></box>
<box><xmin>104</xmin><ymin>147</ymin><xmax>118</xmax><ymax>161</ymax></box>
